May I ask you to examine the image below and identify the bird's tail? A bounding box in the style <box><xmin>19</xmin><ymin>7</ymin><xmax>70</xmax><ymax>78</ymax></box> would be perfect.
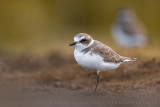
<box><xmin>123</xmin><ymin>57</ymin><xmax>137</xmax><ymax>62</ymax></box>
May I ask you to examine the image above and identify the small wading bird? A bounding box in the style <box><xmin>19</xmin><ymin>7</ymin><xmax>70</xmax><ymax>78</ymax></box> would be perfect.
<box><xmin>69</xmin><ymin>33</ymin><xmax>137</xmax><ymax>92</ymax></box>
<box><xmin>111</xmin><ymin>7</ymin><xmax>148</xmax><ymax>47</ymax></box>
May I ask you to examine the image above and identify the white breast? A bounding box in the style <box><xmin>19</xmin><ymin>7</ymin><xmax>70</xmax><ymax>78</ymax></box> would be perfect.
<box><xmin>74</xmin><ymin>49</ymin><xmax>120</xmax><ymax>71</ymax></box>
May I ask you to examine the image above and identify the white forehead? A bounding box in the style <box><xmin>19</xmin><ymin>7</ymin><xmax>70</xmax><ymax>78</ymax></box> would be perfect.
<box><xmin>74</xmin><ymin>33</ymin><xmax>85</xmax><ymax>42</ymax></box>
<box><xmin>74</xmin><ymin>36</ymin><xmax>85</xmax><ymax>42</ymax></box>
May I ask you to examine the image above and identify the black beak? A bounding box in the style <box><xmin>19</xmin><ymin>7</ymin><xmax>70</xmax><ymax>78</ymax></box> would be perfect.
<box><xmin>69</xmin><ymin>42</ymin><xmax>77</xmax><ymax>46</ymax></box>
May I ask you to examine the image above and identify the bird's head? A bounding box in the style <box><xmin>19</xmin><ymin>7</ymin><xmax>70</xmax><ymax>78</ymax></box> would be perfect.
<box><xmin>69</xmin><ymin>33</ymin><xmax>94</xmax><ymax>51</ymax></box>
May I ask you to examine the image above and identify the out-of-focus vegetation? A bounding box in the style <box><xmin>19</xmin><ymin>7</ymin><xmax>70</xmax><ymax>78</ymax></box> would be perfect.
<box><xmin>0</xmin><ymin>0</ymin><xmax>160</xmax><ymax>54</ymax></box>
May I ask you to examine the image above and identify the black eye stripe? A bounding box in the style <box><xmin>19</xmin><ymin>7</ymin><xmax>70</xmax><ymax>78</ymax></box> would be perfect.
<box><xmin>80</xmin><ymin>39</ymin><xmax>87</xmax><ymax>42</ymax></box>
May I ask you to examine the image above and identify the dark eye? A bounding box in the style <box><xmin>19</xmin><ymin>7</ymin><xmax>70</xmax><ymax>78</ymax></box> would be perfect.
<box><xmin>80</xmin><ymin>39</ymin><xmax>87</xmax><ymax>42</ymax></box>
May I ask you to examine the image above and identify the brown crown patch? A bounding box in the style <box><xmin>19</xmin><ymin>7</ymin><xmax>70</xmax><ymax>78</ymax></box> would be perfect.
<box><xmin>76</xmin><ymin>33</ymin><xmax>92</xmax><ymax>45</ymax></box>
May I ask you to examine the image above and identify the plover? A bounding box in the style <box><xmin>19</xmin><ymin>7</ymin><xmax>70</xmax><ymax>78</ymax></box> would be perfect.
<box><xmin>69</xmin><ymin>33</ymin><xmax>137</xmax><ymax>92</ymax></box>
<box><xmin>111</xmin><ymin>7</ymin><xmax>148</xmax><ymax>47</ymax></box>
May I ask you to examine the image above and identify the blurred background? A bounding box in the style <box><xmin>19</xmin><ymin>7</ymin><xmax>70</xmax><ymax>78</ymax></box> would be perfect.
<box><xmin>0</xmin><ymin>0</ymin><xmax>160</xmax><ymax>56</ymax></box>
<box><xmin>0</xmin><ymin>1</ymin><xmax>160</xmax><ymax>106</ymax></box>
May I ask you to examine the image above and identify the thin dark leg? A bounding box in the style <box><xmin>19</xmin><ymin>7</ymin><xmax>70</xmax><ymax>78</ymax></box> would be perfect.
<box><xmin>94</xmin><ymin>71</ymin><xmax>100</xmax><ymax>93</ymax></box>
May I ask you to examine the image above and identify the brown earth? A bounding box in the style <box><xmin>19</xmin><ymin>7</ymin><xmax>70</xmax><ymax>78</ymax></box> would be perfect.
<box><xmin>0</xmin><ymin>52</ymin><xmax>160</xmax><ymax>107</ymax></box>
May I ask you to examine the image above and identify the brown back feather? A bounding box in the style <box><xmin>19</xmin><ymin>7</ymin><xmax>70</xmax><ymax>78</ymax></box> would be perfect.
<box><xmin>81</xmin><ymin>40</ymin><xmax>128</xmax><ymax>63</ymax></box>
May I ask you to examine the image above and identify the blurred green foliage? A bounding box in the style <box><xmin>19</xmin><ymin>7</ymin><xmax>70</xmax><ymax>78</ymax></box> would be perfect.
<box><xmin>0</xmin><ymin>0</ymin><xmax>160</xmax><ymax>53</ymax></box>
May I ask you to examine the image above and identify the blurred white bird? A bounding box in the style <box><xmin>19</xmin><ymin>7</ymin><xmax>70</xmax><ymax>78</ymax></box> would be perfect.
<box><xmin>111</xmin><ymin>7</ymin><xmax>148</xmax><ymax>47</ymax></box>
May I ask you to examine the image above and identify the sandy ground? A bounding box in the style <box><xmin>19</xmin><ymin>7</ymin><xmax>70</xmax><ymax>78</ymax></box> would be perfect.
<box><xmin>0</xmin><ymin>52</ymin><xmax>160</xmax><ymax>107</ymax></box>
